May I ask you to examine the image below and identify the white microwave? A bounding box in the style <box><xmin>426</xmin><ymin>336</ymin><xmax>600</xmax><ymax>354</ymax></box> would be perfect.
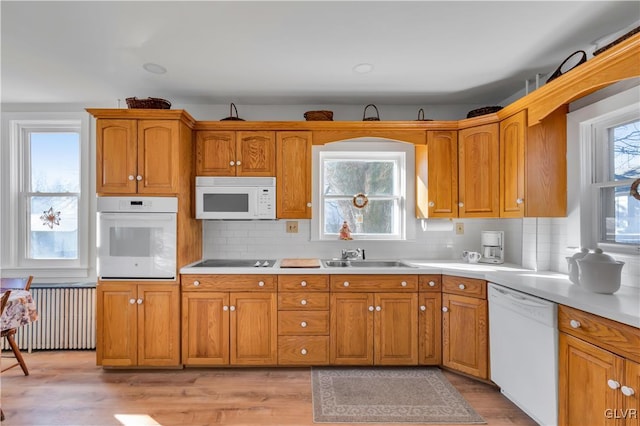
<box><xmin>195</xmin><ymin>177</ymin><xmax>276</xmax><ymax>220</ymax></box>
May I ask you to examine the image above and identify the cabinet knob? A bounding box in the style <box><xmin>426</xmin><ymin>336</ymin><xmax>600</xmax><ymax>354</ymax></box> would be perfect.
<box><xmin>300</xmin><ymin>281</ymin><xmax>307</xmax><ymax>287</ymax></box>
<box><xmin>258</xmin><ymin>281</ymin><xmax>265</xmax><ymax>287</ymax></box>
<box><xmin>516</xmin><ymin>198</ymin><xmax>524</xmax><ymax>204</ymax></box>
<box><xmin>137</xmin><ymin>298</ymin><xmax>143</xmax><ymax>305</ymax></box>
<box><xmin>368</xmin><ymin>306</ymin><xmax>374</xmax><ymax>312</ymax></box>
<box><xmin>375</xmin><ymin>306</ymin><xmax>381</xmax><ymax>312</ymax></box>
<box><xmin>608</xmin><ymin>379</ymin><xmax>621</xmax><ymax>390</ymax></box>
<box><xmin>229</xmin><ymin>161</ymin><xmax>235</xmax><ymax>166</ymax></box>
<box><xmin>193</xmin><ymin>280</ymin><xmax>200</xmax><ymax>287</ymax></box>
<box><xmin>136</xmin><ymin>175</ymin><xmax>142</xmax><ymax>181</ymax></box>
<box><xmin>300</xmin><ymin>321</ymin><xmax>307</xmax><ymax>328</ymax></box>
<box><xmin>128</xmin><ymin>175</ymin><xmax>135</xmax><ymax>181</ymax></box>
<box><xmin>621</xmin><ymin>386</ymin><xmax>635</xmax><ymax>396</ymax></box>
<box><xmin>458</xmin><ymin>284</ymin><xmax>466</xmax><ymax>290</ymax></box>
<box><xmin>300</xmin><ymin>299</ymin><xmax>307</xmax><ymax>305</ymax></box>
<box><xmin>401</xmin><ymin>281</ymin><xmax>407</xmax><ymax>287</ymax></box>
<box><xmin>420</xmin><ymin>305</ymin><xmax>426</xmax><ymax>311</ymax></box>
<box><xmin>300</xmin><ymin>348</ymin><xmax>308</xmax><ymax>355</ymax></box>
<box><xmin>428</xmin><ymin>281</ymin><xmax>436</xmax><ymax>287</ymax></box>
<box><xmin>230</xmin><ymin>306</ymin><xmax>236</xmax><ymax>312</ymax></box>
<box><xmin>236</xmin><ymin>160</ymin><xmax>242</xmax><ymax>166</ymax></box>
<box><xmin>129</xmin><ymin>298</ymin><xmax>136</xmax><ymax>304</ymax></box>
<box><xmin>458</xmin><ymin>202</ymin><xmax>464</xmax><ymax>207</ymax></box>
<box><xmin>306</xmin><ymin>202</ymin><xmax>312</xmax><ymax>207</ymax></box>
<box><xmin>569</xmin><ymin>319</ymin><xmax>581</xmax><ymax>329</ymax></box>
<box><xmin>223</xmin><ymin>305</ymin><xmax>229</xmax><ymax>311</ymax></box>
<box><xmin>343</xmin><ymin>281</ymin><xmax>349</xmax><ymax>287</ymax></box>
<box><xmin>428</xmin><ymin>201</ymin><xmax>435</xmax><ymax>207</ymax></box>
<box><xmin>442</xmin><ymin>307</ymin><xmax>449</xmax><ymax>312</ymax></box>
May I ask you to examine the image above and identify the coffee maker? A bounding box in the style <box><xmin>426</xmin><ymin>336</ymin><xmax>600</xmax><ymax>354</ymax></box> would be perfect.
<box><xmin>479</xmin><ymin>231</ymin><xmax>504</xmax><ymax>264</ymax></box>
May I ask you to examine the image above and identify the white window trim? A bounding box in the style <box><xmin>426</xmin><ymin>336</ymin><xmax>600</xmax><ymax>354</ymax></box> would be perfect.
<box><xmin>1</xmin><ymin>112</ymin><xmax>92</xmax><ymax>278</ymax></box>
<box><xmin>311</xmin><ymin>138</ymin><xmax>416</xmax><ymax>242</ymax></box>
<box><xmin>568</xmin><ymin>85</ymin><xmax>640</xmax><ymax>255</ymax></box>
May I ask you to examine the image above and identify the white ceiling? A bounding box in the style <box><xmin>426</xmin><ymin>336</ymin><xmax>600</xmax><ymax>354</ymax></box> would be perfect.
<box><xmin>2</xmin><ymin>1</ymin><xmax>639</xmax><ymax>107</ymax></box>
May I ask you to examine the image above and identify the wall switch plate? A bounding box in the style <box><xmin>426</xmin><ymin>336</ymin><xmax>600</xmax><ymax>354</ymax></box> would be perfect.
<box><xmin>286</xmin><ymin>221</ymin><xmax>299</xmax><ymax>233</ymax></box>
<box><xmin>455</xmin><ymin>223</ymin><xmax>464</xmax><ymax>234</ymax></box>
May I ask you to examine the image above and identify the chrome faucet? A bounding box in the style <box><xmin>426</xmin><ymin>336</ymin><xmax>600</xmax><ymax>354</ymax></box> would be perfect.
<box><xmin>341</xmin><ymin>248</ymin><xmax>365</xmax><ymax>260</ymax></box>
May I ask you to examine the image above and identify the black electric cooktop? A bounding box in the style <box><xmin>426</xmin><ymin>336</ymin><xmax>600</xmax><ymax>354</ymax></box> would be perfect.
<box><xmin>192</xmin><ymin>259</ymin><xmax>276</xmax><ymax>268</ymax></box>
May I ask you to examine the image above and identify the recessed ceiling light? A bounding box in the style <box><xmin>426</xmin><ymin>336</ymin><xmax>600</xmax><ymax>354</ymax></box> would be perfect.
<box><xmin>353</xmin><ymin>63</ymin><xmax>374</xmax><ymax>74</ymax></box>
<box><xmin>143</xmin><ymin>63</ymin><xmax>167</xmax><ymax>74</ymax></box>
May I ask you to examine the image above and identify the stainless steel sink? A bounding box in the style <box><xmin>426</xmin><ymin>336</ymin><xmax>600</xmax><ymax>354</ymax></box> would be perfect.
<box><xmin>321</xmin><ymin>259</ymin><xmax>416</xmax><ymax>268</ymax></box>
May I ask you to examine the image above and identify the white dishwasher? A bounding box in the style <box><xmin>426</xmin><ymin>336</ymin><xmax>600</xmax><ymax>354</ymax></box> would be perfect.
<box><xmin>488</xmin><ymin>283</ymin><xmax>558</xmax><ymax>426</ymax></box>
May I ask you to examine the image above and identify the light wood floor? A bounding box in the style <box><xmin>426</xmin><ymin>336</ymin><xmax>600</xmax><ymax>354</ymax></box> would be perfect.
<box><xmin>1</xmin><ymin>351</ymin><xmax>537</xmax><ymax>426</ymax></box>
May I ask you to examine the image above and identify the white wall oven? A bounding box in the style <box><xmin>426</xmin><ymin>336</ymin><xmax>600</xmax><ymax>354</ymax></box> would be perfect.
<box><xmin>97</xmin><ymin>197</ymin><xmax>177</xmax><ymax>280</ymax></box>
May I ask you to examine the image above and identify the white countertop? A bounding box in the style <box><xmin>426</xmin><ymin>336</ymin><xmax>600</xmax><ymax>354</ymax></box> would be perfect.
<box><xmin>180</xmin><ymin>259</ymin><xmax>640</xmax><ymax>328</ymax></box>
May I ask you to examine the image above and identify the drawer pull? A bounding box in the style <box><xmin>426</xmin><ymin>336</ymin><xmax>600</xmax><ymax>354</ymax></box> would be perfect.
<box><xmin>442</xmin><ymin>307</ymin><xmax>449</xmax><ymax>312</ymax></box>
<box><xmin>236</xmin><ymin>160</ymin><xmax>242</xmax><ymax>166</ymax></box>
<box><xmin>420</xmin><ymin>305</ymin><xmax>426</xmax><ymax>311</ymax></box>
<box><xmin>193</xmin><ymin>280</ymin><xmax>200</xmax><ymax>287</ymax></box>
<box><xmin>129</xmin><ymin>298</ymin><xmax>136</xmax><ymax>305</ymax></box>
<box><xmin>300</xmin><ymin>281</ymin><xmax>307</xmax><ymax>287</ymax></box>
<box><xmin>223</xmin><ymin>306</ymin><xmax>229</xmax><ymax>311</ymax></box>
<box><xmin>428</xmin><ymin>201</ymin><xmax>435</xmax><ymax>207</ymax></box>
<box><xmin>300</xmin><ymin>321</ymin><xmax>307</xmax><ymax>328</ymax></box>
<box><xmin>375</xmin><ymin>306</ymin><xmax>381</xmax><ymax>312</ymax></box>
<box><xmin>569</xmin><ymin>319</ymin><xmax>581</xmax><ymax>329</ymax></box>
<box><xmin>343</xmin><ymin>281</ymin><xmax>349</xmax><ymax>287</ymax></box>
<box><xmin>368</xmin><ymin>306</ymin><xmax>374</xmax><ymax>312</ymax></box>
<box><xmin>229</xmin><ymin>161</ymin><xmax>235</xmax><ymax>166</ymax></box>
<box><xmin>137</xmin><ymin>298</ymin><xmax>143</xmax><ymax>305</ymax></box>
<box><xmin>230</xmin><ymin>306</ymin><xmax>236</xmax><ymax>312</ymax></box>
<box><xmin>428</xmin><ymin>281</ymin><xmax>436</xmax><ymax>287</ymax></box>
<box><xmin>300</xmin><ymin>348</ymin><xmax>308</xmax><ymax>355</ymax></box>
<box><xmin>300</xmin><ymin>299</ymin><xmax>307</xmax><ymax>305</ymax></box>
<box><xmin>458</xmin><ymin>284</ymin><xmax>466</xmax><ymax>290</ymax></box>
<box><xmin>136</xmin><ymin>175</ymin><xmax>142</xmax><ymax>181</ymax></box>
<box><xmin>608</xmin><ymin>379</ymin><xmax>621</xmax><ymax>390</ymax></box>
<box><xmin>128</xmin><ymin>175</ymin><xmax>135</xmax><ymax>181</ymax></box>
<box><xmin>621</xmin><ymin>386</ymin><xmax>635</xmax><ymax>397</ymax></box>
<box><xmin>401</xmin><ymin>281</ymin><xmax>407</xmax><ymax>287</ymax></box>
<box><xmin>258</xmin><ymin>281</ymin><xmax>265</xmax><ymax>287</ymax></box>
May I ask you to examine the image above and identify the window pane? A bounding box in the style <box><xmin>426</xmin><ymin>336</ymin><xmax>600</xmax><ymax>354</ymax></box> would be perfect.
<box><xmin>30</xmin><ymin>132</ymin><xmax>80</xmax><ymax>192</ymax></box>
<box><xmin>324</xmin><ymin>199</ymin><xmax>397</xmax><ymax>235</ymax></box>
<box><xmin>611</xmin><ymin>120</ymin><xmax>640</xmax><ymax>181</ymax></box>
<box><xmin>323</xmin><ymin>160</ymin><xmax>395</xmax><ymax>196</ymax></box>
<box><xmin>29</xmin><ymin>196</ymin><xmax>78</xmax><ymax>259</ymax></box>
<box><xmin>600</xmin><ymin>186</ymin><xmax>639</xmax><ymax>244</ymax></box>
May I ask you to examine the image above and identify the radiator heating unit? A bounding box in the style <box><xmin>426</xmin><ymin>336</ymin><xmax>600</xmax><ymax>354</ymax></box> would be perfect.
<box><xmin>1</xmin><ymin>287</ymin><xmax>96</xmax><ymax>351</ymax></box>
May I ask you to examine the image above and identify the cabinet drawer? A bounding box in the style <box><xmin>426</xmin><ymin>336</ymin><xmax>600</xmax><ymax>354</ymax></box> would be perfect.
<box><xmin>278</xmin><ymin>336</ymin><xmax>329</xmax><ymax>365</ymax></box>
<box><xmin>419</xmin><ymin>275</ymin><xmax>442</xmax><ymax>292</ymax></box>
<box><xmin>442</xmin><ymin>275</ymin><xmax>486</xmax><ymax>299</ymax></box>
<box><xmin>181</xmin><ymin>275</ymin><xmax>276</xmax><ymax>291</ymax></box>
<box><xmin>278</xmin><ymin>311</ymin><xmax>329</xmax><ymax>335</ymax></box>
<box><xmin>278</xmin><ymin>275</ymin><xmax>329</xmax><ymax>291</ymax></box>
<box><xmin>330</xmin><ymin>275</ymin><xmax>418</xmax><ymax>292</ymax></box>
<box><xmin>558</xmin><ymin>304</ymin><xmax>640</xmax><ymax>362</ymax></box>
<box><xmin>278</xmin><ymin>292</ymin><xmax>329</xmax><ymax>310</ymax></box>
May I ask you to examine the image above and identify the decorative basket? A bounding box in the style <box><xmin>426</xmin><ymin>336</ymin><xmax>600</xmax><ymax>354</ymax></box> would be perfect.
<box><xmin>416</xmin><ymin>108</ymin><xmax>433</xmax><ymax>121</ymax></box>
<box><xmin>466</xmin><ymin>106</ymin><xmax>503</xmax><ymax>118</ymax></box>
<box><xmin>220</xmin><ymin>103</ymin><xmax>245</xmax><ymax>121</ymax></box>
<box><xmin>304</xmin><ymin>110</ymin><xmax>333</xmax><ymax>121</ymax></box>
<box><xmin>594</xmin><ymin>26</ymin><xmax>640</xmax><ymax>56</ymax></box>
<box><xmin>546</xmin><ymin>50</ymin><xmax>587</xmax><ymax>83</ymax></box>
<box><xmin>362</xmin><ymin>104</ymin><xmax>380</xmax><ymax>121</ymax></box>
<box><xmin>125</xmin><ymin>97</ymin><xmax>171</xmax><ymax>109</ymax></box>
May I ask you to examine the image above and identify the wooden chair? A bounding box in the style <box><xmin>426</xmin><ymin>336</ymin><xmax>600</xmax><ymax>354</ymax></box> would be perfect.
<box><xmin>1</xmin><ymin>276</ymin><xmax>34</xmax><ymax>376</ymax></box>
<box><xmin>1</xmin><ymin>290</ymin><xmax>11</xmax><ymax>422</ymax></box>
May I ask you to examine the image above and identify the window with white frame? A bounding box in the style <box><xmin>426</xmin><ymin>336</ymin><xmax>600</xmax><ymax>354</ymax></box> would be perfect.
<box><xmin>2</xmin><ymin>115</ymin><xmax>90</xmax><ymax>276</ymax></box>
<box><xmin>317</xmin><ymin>148</ymin><xmax>407</xmax><ymax>241</ymax></box>
<box><xmin>592</xmin><ymin>117</ymin><xmax>640</xmax><ymax>246</ymax></box>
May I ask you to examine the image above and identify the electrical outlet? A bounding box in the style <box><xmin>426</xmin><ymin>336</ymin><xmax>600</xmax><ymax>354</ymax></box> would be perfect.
<box><xmin>455</xmin><ymin>222</ymin><xmax>464</xmax><ymax>235</ymax></box>
<box><xmin>286</xmin><ymin>221</ymin><xmax>299</xmax><ymax>233</ymax></box>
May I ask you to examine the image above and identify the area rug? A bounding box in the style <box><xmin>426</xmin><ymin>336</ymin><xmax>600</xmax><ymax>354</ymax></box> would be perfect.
<box><xmin>311</xmin><ymin>367</ymin><xmax>486</xmax><ymax>424</ymax></box>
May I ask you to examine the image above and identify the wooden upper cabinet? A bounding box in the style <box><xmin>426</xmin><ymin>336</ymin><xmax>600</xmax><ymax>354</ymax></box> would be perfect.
<box><xmin>276</xmin><ymin>131</ymin><xmax>312</xmax><ymax>219</ymax></box>
<box><xmin>96</xmin><ymin>119</ymin><xmax>181</xmax><ymax>195</ymax></box>
<box><xmin>499</xmin><ymin>111</ymin><xmax>526</xmax><ymax>218</ymax></box>
<box><xmin>458</xmin><ymin>123</ymin><xmax>500</xmax><ymax>218</ymax></box>
<box><xmin>526</xmin><ymin>106</ymin><xmax>567</xmax><ymax>217</ymax></box>
<box><xmin>416</xmin><ymin>131</ymin><xmax>458</xmax><ymax>218</ymax></box>
<box><xmin>196</xmin><ymin>131</ymin><xmax>275</xmax><ymax>176</ymax></box>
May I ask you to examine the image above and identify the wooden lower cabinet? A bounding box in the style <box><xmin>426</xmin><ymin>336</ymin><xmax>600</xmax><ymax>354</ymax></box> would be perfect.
<box><xmin>558</xmin><ymin>305</ymin><xmax>640</xmax><ymax>426</ymax></box>
<box><xmin>96</xmin><ymin>281</ymin><xmax>180</xmax><ymax>367</ymax></box>
<box><xmin>441</xmin><ymin>282</ymin><xmax>488</xmax><ymax>379</ymax></box>
<box><xmin>419</xmin><ymin>275</ymin><xmax>442</xmax><ymax>365</ymax></box>
<box><xmin>330</xmin><ymin>292</ymin><xmax>418</xmax><ymax>365</ymax></box>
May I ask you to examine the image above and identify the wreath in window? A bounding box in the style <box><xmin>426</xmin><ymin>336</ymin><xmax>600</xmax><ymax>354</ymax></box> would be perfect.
<box><xmin>631</xmin><ymin>178</ymin><xmax>640</xmax><ymax>201</ymax></box>
<box><xmin>352</xmin><ymin>193</ymin><xmax>369</xmax><ymax>209</ymax></box>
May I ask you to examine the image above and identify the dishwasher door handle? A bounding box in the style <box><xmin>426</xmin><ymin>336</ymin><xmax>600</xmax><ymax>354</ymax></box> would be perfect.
<box><xmin>492</xmin><ymin>287</ymin><xmax>551</xmax><ymax>309</ymax></box>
